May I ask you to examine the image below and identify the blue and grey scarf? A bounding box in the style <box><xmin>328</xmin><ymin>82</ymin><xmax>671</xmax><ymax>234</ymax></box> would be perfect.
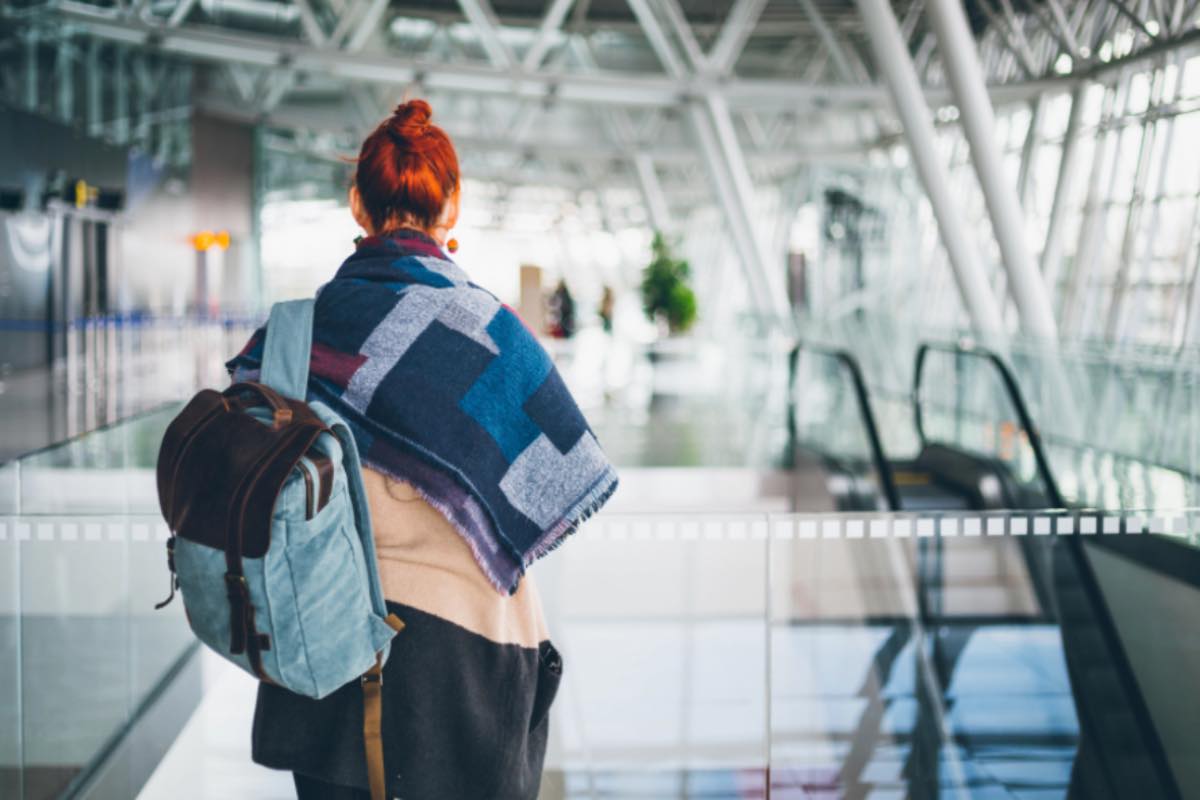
<box><xmin>228</xmin><ymin>229</ymin><xmax>618</xmax><ymax>594</ymax></box>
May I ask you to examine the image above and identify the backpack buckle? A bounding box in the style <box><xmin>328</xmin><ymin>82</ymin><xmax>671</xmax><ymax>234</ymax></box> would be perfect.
<box><xmin>224</xmin><ymin>572</ymin><xmax>248</xmax><ymax>598</ymax></box>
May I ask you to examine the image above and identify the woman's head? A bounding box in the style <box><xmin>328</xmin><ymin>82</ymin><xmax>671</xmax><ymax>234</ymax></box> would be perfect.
<box><xmin>350</xmin><ymin>99</ymin><xmax>460</xmax><ymax>241</ymax></box>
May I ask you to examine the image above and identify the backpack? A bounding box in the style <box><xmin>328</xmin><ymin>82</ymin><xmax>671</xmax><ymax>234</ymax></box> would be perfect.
<box><xmin>155</xmin><ymin>299</ymin><xmax>402</xmax><ymax>800</ymax></box>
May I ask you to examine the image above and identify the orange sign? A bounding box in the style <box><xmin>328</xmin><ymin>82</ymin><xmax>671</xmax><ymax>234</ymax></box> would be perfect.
<box><xmin>191</xmin><ymin>230</ymin><xmax>231</xmax><ymax>252</ymax></box>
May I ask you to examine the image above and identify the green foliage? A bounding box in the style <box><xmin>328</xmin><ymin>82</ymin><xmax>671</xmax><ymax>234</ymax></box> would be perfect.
<box><xmin>640</xmin><ymin>233</ymin><xmax>698</xmax><ymax>334</ymax></box>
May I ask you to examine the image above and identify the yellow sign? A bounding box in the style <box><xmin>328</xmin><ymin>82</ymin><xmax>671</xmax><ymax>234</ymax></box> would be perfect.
<box><xmin>73</xmin><ymin>180</ymin><xmax>98</xmax><ymax>209</ymax></box>
<box><xmin>191</xmin><ymin>230</ymin><xmax>231</xmax><ymax>252</ymax></box>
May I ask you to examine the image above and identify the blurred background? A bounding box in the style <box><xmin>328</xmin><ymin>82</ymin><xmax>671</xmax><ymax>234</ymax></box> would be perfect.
<box><xmin>5</xmin><ymin>1</ymin><xmax>1200</xmax><ymax>798</ymax></box>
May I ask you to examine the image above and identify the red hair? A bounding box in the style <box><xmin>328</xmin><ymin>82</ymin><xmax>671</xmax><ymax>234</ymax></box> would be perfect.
<box><xmin>355</xmin><ymin>99</ymin><xmax>459</xmax><ymax>232</ymax></box>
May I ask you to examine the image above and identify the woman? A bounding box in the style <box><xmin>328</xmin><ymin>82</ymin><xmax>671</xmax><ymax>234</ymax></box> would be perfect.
<box><xmin>227</xmin><ymin>99</ymin><xmax>618</xmax><ymax>800</ymax></box>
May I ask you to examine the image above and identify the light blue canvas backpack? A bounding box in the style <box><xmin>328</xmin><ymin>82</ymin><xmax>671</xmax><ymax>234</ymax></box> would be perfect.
<box><xmin>155</xmin><ymin>299</ymin><xmax>403</xmax><ymax>800</ymax></box>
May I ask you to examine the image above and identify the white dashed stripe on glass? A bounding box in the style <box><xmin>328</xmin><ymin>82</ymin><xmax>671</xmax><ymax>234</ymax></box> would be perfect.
<box><xmin>569</xmin><ymin>513</ymin><xmax>1200</xmax><ymax>543</ymax></box>
<box><xmin>773</xmin><ymin>519</ymin><xmax>796</xmax><ymax>540</ymax></box>
<box><xmin>2</xmin><ymin>512</ymin><xmax>1197</xmax><ymax>544</ymax></box>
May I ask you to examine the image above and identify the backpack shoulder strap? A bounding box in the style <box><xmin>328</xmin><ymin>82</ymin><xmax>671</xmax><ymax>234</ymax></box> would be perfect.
<box><xmin>260</xmin><ymin>299</ymin><xmax>315</xmax><ymax>400</ymax></box>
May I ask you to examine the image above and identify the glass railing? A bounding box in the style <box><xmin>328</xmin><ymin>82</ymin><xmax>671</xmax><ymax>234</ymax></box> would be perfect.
<box><xmin>536</xmin><ymin>507</ymin><xmax>1200</xmax><ymax>798</ymax></box>
<box><xmin>8</xmin><ymin>423</ymin><xmax>1200</xmax><ymax>799</ymax></box>
<box><xmin>1</xmin><ymin>406</ymin><xmax>194</xmax><ymax>800</ymax></box>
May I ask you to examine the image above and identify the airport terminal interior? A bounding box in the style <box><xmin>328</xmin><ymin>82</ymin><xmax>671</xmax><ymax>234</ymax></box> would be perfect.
<box><xmin>4</xmin><ymin>0</ymin><xmax>1200</xmax><ymax>797</ymax></box>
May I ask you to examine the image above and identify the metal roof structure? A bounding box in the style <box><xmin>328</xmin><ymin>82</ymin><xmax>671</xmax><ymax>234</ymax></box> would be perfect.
<box><xmin>5</xmin><ymin>0</ymin><xmax>1200</xmax><ymax>330</ymax></box>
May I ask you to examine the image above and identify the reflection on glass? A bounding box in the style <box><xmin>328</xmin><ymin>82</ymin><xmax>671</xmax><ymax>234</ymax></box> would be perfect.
<box><xmin>535</xmin><ymin>510</ymin><xmax>1200</xmax><ymax>798</ymax></box>
<box><xmin>0</xmin><ymin>517</ymin><xmax>19</xmax><ymax>800</ymax></box>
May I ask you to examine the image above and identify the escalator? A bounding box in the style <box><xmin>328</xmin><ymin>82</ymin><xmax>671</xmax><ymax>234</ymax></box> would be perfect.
<box><xmin>790</xmin><ymin>338</ymin><xmax>1198</xmax><ymax>798</ymax></box>
<box><xmin>909</xmin><ymin>341</ymin><xmax>1185</xmax><ymax>798</ymax></box>
<box><xmin>787</xmin><ymin>341</ymin><xmax>1051</xmax><ymax>514</ymax></box>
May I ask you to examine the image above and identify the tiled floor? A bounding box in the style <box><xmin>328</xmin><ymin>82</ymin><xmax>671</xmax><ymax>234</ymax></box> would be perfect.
<box><xmin>138</xmin><ymin>651</ymin><xmax>293</xmax><ymax>800</ymax></box>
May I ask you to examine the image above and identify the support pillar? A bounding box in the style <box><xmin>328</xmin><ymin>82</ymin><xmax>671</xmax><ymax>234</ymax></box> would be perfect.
<box><xmin>688</xmin><ymin>96</ymin><xmax>792</xmax><ymax>329</ymax></box>
<box><xmin>633</xmin><ymin>152</ymin><xmax>672</xmax><ymax>234</ymax></box>
<box><xmin>928</xmin><ymin>0</ymin><xmax>1057</xmax><ymax>340</ymax></box>
<box><xmin>113</xmin><ymin>46</ymin><xmax>129</xmax><ymax>144</ymax></box>
<box><xmin>56</xmin><ymin>35</ymin><xmax>74</xmax><ymax>123</ymax></box>
<box><xmin>23</xmin><ymin>30</ymin><xmax>38</xmax><ymax>112</ymax></box>
<box><xmin>1040</xmin><ymin>84</ymin><xmax>1085</xmax><ymax>297</ymax></box>
<box><xmin>1016</xmin><ymin>94</ymin><xmax>1043</xmax><ymax>210</ymax></box>
<box><xmin>86</xmin><ymin>39</ymin><xmax>104</xmax><ymax>137</ymax></box>
<box><xmin>855</xmin><ymin>0</ymin><xmax>1005</xmax><ymax>334</ymax></box>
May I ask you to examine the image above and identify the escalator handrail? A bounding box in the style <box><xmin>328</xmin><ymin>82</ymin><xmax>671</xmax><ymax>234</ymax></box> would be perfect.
<box><xmin>916</xmin><ymin>341</ymin><xmax>1184</xmax><ymax>797</ymax></box>
<box><xmin>790</xmin><ymin>343</ymin><xmax>901</xmax><ymax>510</ymax></box>
<box><xmin>913</xmin><ymin>341</ymin><xmax>1066</xmax><ymax>508</ymax></box>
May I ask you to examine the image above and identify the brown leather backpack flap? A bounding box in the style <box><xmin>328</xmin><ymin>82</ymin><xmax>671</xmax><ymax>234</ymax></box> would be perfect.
<box><xmin>156</xmin><ymin>389</ymin><xmax>229</xmax><ymax>522</ymax></box>
<box><xmin>158</xmin><ymin>385</ymin><xmax>328</xmax><ymax>558</ymax></box>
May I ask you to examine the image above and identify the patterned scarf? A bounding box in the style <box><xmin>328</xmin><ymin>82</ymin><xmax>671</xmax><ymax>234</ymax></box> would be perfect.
<box><xmin>228</xmin><ymin>229</ymin><xmax>618</xmax><ymax>594</ymax></box>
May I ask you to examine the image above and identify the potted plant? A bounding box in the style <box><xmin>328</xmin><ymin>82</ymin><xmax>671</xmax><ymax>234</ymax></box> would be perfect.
<box><xmin>640</xmin><ymin>233</ymin><xmax>697</xmax><ymax>336</ymax></box>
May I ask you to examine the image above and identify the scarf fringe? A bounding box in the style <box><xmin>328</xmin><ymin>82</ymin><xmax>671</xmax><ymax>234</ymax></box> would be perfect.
<box><xmin>525</xmin><ymin>467</ymin><xmax>620</xmax><ymax>567</ymax></box>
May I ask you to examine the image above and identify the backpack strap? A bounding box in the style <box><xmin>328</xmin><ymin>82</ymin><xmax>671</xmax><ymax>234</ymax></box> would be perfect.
<box><xmin>361</xmin><ymin>656</ymin><xmax>385</xmax><ymax>800</ymax></box>
<box><xmin>260</xmin><ymin>299</ymin><xmax>315</xmax><ymax>400</ymax></box>
<box><xmin>362</xmin><ymin>615</ymin><xmax>404</xmax><ymax>800</ymax></box>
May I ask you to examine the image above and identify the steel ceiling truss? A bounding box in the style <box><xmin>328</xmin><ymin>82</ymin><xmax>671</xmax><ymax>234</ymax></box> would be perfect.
<box><xmin>5</xmin><ymin>0</ymin><xmax>1200</xmax><ymax>320</ymax></box>
<box><xmin>917</xmin><ymin>0</ymin><xmax>1200</xmax><ymax>90</ymax></box>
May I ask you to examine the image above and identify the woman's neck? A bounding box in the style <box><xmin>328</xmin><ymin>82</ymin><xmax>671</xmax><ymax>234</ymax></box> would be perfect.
<box><xmin>376</xmin><ymin>220</ymin><xmax>443</xmax><ymax>246</ymax></box>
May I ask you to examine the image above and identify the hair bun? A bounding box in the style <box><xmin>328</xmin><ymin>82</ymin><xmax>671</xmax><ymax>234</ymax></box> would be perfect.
<box><xmin>389</xmin><ymin>99</ymin><xmax>433</xmax><ymax>138</ymax></box>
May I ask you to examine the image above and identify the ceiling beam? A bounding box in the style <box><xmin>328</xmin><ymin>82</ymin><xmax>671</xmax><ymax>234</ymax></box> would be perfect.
<box><xmin>626</xmin><ymin>0</ymin><xmax>686</xmax><ymax>78</ymax></box>
<box><xmin>39</xmin><ymin>1</ymin><xmax>1067</xmax><ymax>111</ymax></box>
<box><xmin>522</xmin><ymin>0</ymin><xmax>574</xmax><ymax>71</ymax></box>
<box><xmin>343</xmin><ymin>0</ymin><xmax>389</xmax><ymax>53</ymax></box>
<box><xmin>708</xmin><ymin>0</ymin><xmax>767</xmax><ymax>75</ymax></box>
<box><xmin>456</xmin><ymin>0</ymin><xmax>515</xmax><ymax>68</ymax></box>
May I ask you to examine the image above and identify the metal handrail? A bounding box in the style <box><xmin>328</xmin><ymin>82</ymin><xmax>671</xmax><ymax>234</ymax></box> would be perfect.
<box><xmin>914</xmin><ymin>341</ymin><xmax>1183</xmax><ymax>796</ymax></box>
<box><xmin>789</xmin><ymin>342</ymin><xmax>901</xmax><ymax>510</ymax></box>
<box><xmin>913</xmin><ymin>341</ymin><xmax>1066</xmax><ymax>508</ymax></box>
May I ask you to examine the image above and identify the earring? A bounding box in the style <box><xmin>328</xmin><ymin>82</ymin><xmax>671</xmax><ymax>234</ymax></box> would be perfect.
<box><xmin>446</xmin><ymin>237</ymin><xmax>459</xmax><ymax>254</ymax></box>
